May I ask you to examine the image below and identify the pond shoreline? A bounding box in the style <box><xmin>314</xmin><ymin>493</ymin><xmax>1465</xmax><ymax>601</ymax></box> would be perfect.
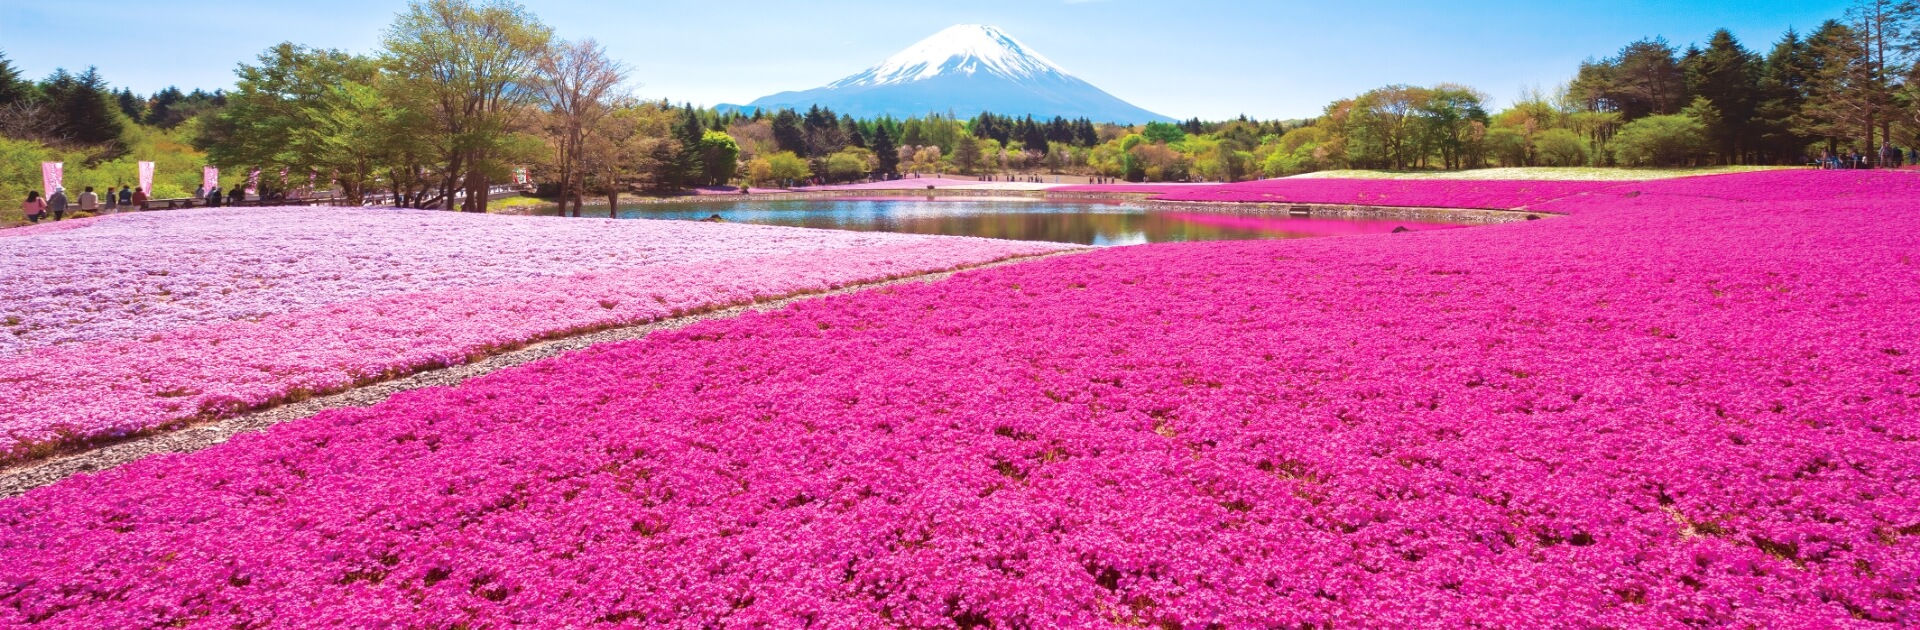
<box><xmin>507</xmin><ymin>189</ymin><xmax>1547</xmax><ymax>225</ymax></box>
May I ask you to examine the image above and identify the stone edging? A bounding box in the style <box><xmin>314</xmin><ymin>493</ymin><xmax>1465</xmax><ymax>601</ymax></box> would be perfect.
<box><xmin>1140</xmin><ymin>200</ymin><xmax>1547</xmax><ymax>224</ymax></box>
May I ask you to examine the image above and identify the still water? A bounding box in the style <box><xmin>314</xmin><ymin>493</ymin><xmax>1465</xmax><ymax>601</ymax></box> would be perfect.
<box><xmin>533</xmin><ymin>197</ymin><xmax>1468</xmax><ymax>246</ymax></box>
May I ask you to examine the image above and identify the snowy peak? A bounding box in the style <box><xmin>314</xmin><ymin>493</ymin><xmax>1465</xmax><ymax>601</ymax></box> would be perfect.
<box><xmin>730</xmin><ymin>24</ymin><xmax>1173</xmax><ymax>123</ymax></box>
<box><xmin>829</xmin><ymin>24</ymin><xmax>1069</xmax><ymax>88</ymax></box>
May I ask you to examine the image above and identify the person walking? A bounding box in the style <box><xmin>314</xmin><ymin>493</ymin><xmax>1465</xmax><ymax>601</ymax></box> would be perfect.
<box><xmin>78</xmin><ymin>186</ymin><xmax>99</xmax><ymax>215</ymax></box>
<box><xmin>47</xmin><ymin>186</ymin><xmax>69</xmax><ymax>221</ymax></box>
<box><xmin>194</xmin><ymin>185</ymin><xmax>206</xmax><ymax>200</ymax></box>
<box><xmin>228</xmin><ymin>186</ymin><xmax>245</xmax><ymax>206</ymax></box>
<box><xmin>130</xmin><ymin>187</ymin><xmax>148</xmax><ymax>210</ymax></box>
<box><xmin>21</xmin><ymin>191</ymin><xmax>47</xmax><ymax>224</ymax></box>
<box><xmin>206</xmin><ymin>185</ymin><xmax>223</xmax><ymax>208</ymax></box>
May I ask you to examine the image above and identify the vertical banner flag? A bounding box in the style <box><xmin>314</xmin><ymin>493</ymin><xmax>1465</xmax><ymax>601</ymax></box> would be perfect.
<box><xmin>138</xmin><ymin>161</ymin><xmax>155</xmax><ymax>196</ymax></box>
<box><xmin>203</xmin><ymin>167</ymin><xmax>219</xmax><ymax>194</ymax></box>
<box><xmin>246</xmin><ymin>169</ymin><xmax>260</xmax><ymax>197</ymax></box>
<box><xmin>41</xmin><ymin>162</ymin><xmax>64</xmax><ymax>196</ymax></box>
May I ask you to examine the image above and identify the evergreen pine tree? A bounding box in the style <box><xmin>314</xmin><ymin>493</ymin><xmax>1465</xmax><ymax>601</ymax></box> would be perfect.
<box><xmin>1753</xmin><ymin>30</ymin><xmax>1811</xmax><ymax>162</ymax></box>
<box><xmin>1029</xmin><ymin>116</ymin><xmax>1050</xmax><ymax>153</ymax></box>
<box><xmin>953</xmin><ymin>134</ymin><xmax>982</xmax><ymax>174</ymax></box>
<box><xmin>772</xmin><ymin>109</ymin><xmax>806</xmax><ymax>154</ymax></box>
<box><xmin>147</xmin><ymin>87</ymin><xmax>185</xmax><ymax>128</ymax></box>
<box><xmin>0</xmin><ymin>51</ymin><xmax>26</xmax><ymax>107</ymax></box>
<box><xmin>873</xmin><ymin>125</ymin><xmax>898</xmax><ymax>176</ymax></box>
<box><xmin>41</xmin><ymin>68</ymin><xmax>125</xmax><ymax>148</ymax></box>
<box><xmin>842</xmin><ymin>114</ymin><xmax>866</xmax><ymax>148</ymax></box>
<box><xmin>116</xmin><ymin>88</ymin><xmax>144</xmax><ymax>121</ymax></box>
<box><xmin>671</xmin><ymin>107</ymin><xmax>705</xmax><ymax>189</ymax></box>
<box><xmin>1683</xmin><ymin>29</ymin><xmax>1761</xmax><ymax>163</ymax></box>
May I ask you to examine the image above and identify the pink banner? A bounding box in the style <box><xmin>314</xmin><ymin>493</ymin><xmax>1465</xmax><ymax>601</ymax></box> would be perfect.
<box><xmin>41</xmin><ymin>162</ymin><xmax>63</xmax><ymax>196</ymax></box>
<box><xmin>245</xmin><ymin>169</ymin><xmax>260</xmax><ymax>197</ymax></box>
<box><xmin>138</xmin><ymin>162</ymin><xmax>155</xmax><ymax>196</ymax></box>
<box><xmin>203</xmin><ymin>167</ymin><xmax>219</xmax><ymax>193</ymax></box>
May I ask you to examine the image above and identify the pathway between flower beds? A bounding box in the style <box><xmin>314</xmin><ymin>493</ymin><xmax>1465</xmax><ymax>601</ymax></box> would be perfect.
<box><xmin>0</xmin><ymin>208</ymin><xmax>1072</xmax><ymax>464</ymax></box>
<box><xmin>3</xmin><ymin>170</ymin><xmax>1918</xmax><ymax>626</ymax></box>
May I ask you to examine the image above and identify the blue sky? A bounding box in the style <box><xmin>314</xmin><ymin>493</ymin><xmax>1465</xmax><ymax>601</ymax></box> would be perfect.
<box><xmin>3</xmin><ymin>0</ymin><xmax>1854</xmax><ymax>120</ymax></box>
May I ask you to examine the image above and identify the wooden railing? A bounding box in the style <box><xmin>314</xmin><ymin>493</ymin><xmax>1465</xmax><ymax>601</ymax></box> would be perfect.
<box><xmin>136</xmin><ymin>186</ymin><xmax>527</xmax><ymax>212</ymax></box>
<box><xmin>136</xmin><ymin>196</ymin><xmax>352</xmax><ymax>211</ymax></box>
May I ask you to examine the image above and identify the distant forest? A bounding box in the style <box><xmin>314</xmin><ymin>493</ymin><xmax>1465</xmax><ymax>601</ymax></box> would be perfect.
<box><xmin>2</xmin><ymin>0</ymin><xmax>1915</xmax><ymax>216</ymax></box>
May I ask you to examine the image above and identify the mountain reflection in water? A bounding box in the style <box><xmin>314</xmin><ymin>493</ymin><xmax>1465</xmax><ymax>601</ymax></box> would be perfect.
<box><xmin>531</xmin><ymin>197</ymin><xmax>1470</xmax><ymax>246</ymax></box>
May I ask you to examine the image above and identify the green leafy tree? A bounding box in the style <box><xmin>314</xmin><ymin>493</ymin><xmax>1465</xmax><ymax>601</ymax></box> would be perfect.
<box><xmin>1611</xmin><ymin>114</ymin><xmax>1709</xmax><ymax>166</ymax></box>
<box><xmin>301</xmin><ymin>80</ymin><xmax>403</xmax><ymax>204</ymax></box>
<box><xmin>952</xmin><ymin>133</ymin><xmax>983</xmax><ymax>174</ymax></box>
<box><xmin>764</xmin><ymin>150</ymin><xmax>810</xmax><ymax>185</ymax></box>
<box><xmin>824</xmin><ymin>147</ymin><xmax>873</xmax><ymax>182</ymax></box>
<box><xmin>696</xmin><ymin>130</ymin><xmax>739</xmax><ymax>185</ymax></box>
<box><xmin>1141</xmin><ymin>121</ymin><xmax>1187</xmax><ymax>144</ymax></box>
<box><xmin>1343</xmin><ymin>85</ymin><xmax>1431</xmax><ymax>169</ymax></box>
<box><xmin>202</xmin><ymin>45</ymin><xmax>386</xmax><ymax>202</ymax></box>
<box><xmin>1484</xmin><ymin>127</ymin><xmax>1530</xmax><ymax>166</ymax></box>
<box><xmin>1417</xmin><ymin>84</ymin><xmax>1490</xmax><ymax>169</ymax></box>
<box><xmin>1534</xmin><ymin>128</ymin><xmax>1590</xmax><ymax>166</ymax></box>
<box><xmin>381</xmin><ymin>0</ymin><xmax>553</xmax><ymax>210</ymax></box>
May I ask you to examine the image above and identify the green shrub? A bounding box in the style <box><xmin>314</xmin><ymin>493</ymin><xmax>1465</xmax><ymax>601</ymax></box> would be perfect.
<box><xmin>1535</xmin><ymin>129</ymin><xmax>1590</xmax><ymax>167</ymax></box>
<box><xmin>1611</xmin><ymin>115</ymin><xmax>1708</xmax><ymax>167</ymax></box>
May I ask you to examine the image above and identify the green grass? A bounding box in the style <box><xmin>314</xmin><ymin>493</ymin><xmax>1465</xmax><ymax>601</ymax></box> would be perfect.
<box><xmin>487</xmin><ymin>195</ymin><xmax>550</xmax><ymax>213</ymax></box>
<box><xmin>1290</xmin><ymin>165</ymin><xmax>1794</xmax><ymax>181</ymax></box>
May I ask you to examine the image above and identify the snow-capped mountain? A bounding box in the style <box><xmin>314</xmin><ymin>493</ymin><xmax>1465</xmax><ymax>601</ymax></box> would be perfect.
<box><xmin>723</xmin><ymin>25</ymin><xmax>1172</xmax><ymax>124</ymax></box>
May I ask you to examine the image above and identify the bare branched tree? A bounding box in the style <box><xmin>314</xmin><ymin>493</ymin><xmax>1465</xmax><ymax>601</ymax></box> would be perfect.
<box><xmin>0</xmin><ymin>101</ymin><xmax>69</xmax><ymax>145</ymax></box>
<box><xmin>535</xmin><ymin>38</ymin><xmax>626</xmax><ymax>217</ymax></box>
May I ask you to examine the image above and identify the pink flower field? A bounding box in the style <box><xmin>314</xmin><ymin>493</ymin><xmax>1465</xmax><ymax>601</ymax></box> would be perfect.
<box><xmin>0</xmin><ymin>207</ymin><xmax>1070</xmax><ymax>462</ymax></box>
<box><xmin>1059</xmin><ymin>178</ymin><xmax>1617</xmax><ymax>209</ymax></box>
<box><xmin>2</xmin><ymin>170</ymin><xmax>1918</xmax><ymax>626</ymax></box>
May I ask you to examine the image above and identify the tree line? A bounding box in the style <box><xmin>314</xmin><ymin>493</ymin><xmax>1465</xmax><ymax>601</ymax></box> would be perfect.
<box><xmin>1287</xmin><ymin>0</ymin><xmax>1920</xmax><ymax>172</ymax></box>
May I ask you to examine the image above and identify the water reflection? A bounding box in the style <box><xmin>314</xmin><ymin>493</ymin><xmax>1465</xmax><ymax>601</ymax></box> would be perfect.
<box><xmin>531</xmin><ymin>197</ymin><xmax>1467</xmax><ymax>246</ymax></box>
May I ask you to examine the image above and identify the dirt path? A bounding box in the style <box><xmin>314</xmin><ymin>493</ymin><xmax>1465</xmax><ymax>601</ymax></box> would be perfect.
<box><xmin>0</xmin><ymin>249</ymin><xmax>1087</xmax><ymax>498</ymax></box>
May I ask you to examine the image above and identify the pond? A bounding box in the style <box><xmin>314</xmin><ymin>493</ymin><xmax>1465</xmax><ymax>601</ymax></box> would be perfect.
<box><xmin>528</xmin><ymin>197</ymin><xmax>1471</xmax><ymax>246</ymax></box>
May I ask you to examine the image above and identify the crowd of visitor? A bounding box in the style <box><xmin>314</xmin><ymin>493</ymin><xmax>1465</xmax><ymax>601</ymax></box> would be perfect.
<box><xmin>17</xmin><ymin>185</ymin><xmax>146</xmax><ymax>223</ymax></box>
<box><xmin>1816</xmin><ymin>143</ymin><xmax>1918</xmax><ymax>169</ymax></box>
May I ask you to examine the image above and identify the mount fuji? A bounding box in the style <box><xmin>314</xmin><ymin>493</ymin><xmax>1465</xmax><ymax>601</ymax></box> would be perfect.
<box><xmin>722</xmin><ymin>25</ymin><xmax>1172</xmax><ymax>123</ymax></box>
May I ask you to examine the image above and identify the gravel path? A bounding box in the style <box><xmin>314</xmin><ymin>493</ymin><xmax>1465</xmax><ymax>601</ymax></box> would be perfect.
<box><xmin>0</xmin><ymin>250</ymin><xmax>1085</xmax><ymax>497</ymax></box>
